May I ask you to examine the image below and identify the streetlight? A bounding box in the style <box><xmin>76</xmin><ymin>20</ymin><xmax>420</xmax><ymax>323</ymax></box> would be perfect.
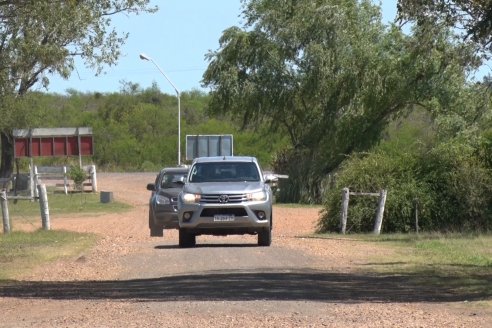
<box><xmin>139</xmin><ymin>53</ymin><xmax>181</xmax><ymax>166</ymax></box>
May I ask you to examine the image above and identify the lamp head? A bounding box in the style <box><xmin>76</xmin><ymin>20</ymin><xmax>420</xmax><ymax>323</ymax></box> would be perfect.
<box><xmin>139</xmin><ymin>53</ymin><xmax>150</xmax><ymax>61</ymax></box>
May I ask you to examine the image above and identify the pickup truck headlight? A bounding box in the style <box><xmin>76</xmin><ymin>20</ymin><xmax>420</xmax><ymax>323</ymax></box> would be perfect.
<box><xmin>182</xmin><ymin>193</ymin><xmax>201</xmax><ymax>204</ymax></box>
<box><xmin>156</xmin><ymin>195</ymin><xmax>171</xmax><ymax>205</ymax></box>
<box><xmin>247</xmin><ymin>191</ymin><xmax>267</xmax><ymax>201</ymax></box>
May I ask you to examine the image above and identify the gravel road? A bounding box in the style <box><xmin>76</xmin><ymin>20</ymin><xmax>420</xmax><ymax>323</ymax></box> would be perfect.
<box><xmin>0</xmin><ymin>172</ymin><xmax>490</xmax><ymax>327</ymax></box>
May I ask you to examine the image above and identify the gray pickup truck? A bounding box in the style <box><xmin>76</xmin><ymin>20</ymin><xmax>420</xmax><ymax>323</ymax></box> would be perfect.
<box><xmin>177</xmin><ymin>156</ymin><xmax>273</xmax><ymax>247</ymax></box>
<box><xmin>147</xmin><ymin>167</ymin><xmax>188</xmax><ymax>237</ymax></box>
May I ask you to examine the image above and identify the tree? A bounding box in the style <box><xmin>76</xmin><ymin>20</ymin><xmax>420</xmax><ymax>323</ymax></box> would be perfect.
<box><xmin>0</xmin><ymin>0</ymin><xmax>157</xmax><ymax>178</ymax></box>
<box><xmin>202</xmin><ymin>0</ymin><xmax>478</xmax><ymax>202</ymax></box>
<box><xmin>397</xmin><ymin>0</ymin><xmax>492</xmax><ymax>55</ymax></box>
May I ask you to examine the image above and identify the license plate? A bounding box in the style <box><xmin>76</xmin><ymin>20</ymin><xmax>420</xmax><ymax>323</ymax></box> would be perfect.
<box><xmin>214</xmin><ymin>214</ymin><xmax>235</xmax><ymax>222</ymax></box>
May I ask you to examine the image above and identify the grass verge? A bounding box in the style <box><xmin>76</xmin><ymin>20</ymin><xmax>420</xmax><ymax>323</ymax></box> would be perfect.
<box><xmin>354</xmin><ymin>233</ymin><xmax>492</xmax><ymax>274</ymax></box>
<box><xmin>383</xmin><ymin>233</ymin><xmax>489</xmax><ymax>266</ymax></box>
<box><xmin>316</xmin><ymin>232</ymin><xmax>492</xmax><ymax>301</ymax></box>
<box><xmin>7</xmin><ymin>192</ymin><xmax>131</xmax><ymax>221</ymax></box>
<box><xmin>0</xmin><ymin>230</ymin><xmax>97</xmax><ymax>280</ymax></box>
<box><xmin>1</xmin><ymin>192</ymin><xmax>131</xmax><ymax>280</ymax></box>
<box><xmin>315</xmin><ymin>232</ymin><xmax>492</xmax><ymax>272</ymax></box>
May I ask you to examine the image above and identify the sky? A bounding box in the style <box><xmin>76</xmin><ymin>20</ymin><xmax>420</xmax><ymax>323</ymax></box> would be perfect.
<box><xmin>43</xmin><ymin>0</ymin><xmax>399</xmax><ymax>95</ymax></box>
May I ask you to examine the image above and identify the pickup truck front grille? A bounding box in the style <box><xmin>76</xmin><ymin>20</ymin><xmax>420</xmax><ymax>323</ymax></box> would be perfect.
<box><xmin>200</xmin><ymin>193</ymin><xmax>247</xmax><ymax>204</ymax></box>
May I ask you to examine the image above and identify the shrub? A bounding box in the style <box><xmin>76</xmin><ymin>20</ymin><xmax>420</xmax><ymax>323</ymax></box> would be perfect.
<box><xmin>318</xmin><ymin>141</ymin><xmax>492</xmax><ymax>233</ymax></box>
<box><xmin>140</xmin><ymin>160</ymin><xmax>158</xmax><ymax>172</ymax></box>
<box><xmin>318</xmin><ymin>151</ymin><xmax>430</xmax><ymax>233</ymax></box>
<box><xmin>69</xmin><ymin>165</ymin><xmax>86</xmax><ymax>191</ymax></box>
<box><xmin>420</xmin><ymin>141</ymin><xmax>492</xmax><ymax>231</ymax></box>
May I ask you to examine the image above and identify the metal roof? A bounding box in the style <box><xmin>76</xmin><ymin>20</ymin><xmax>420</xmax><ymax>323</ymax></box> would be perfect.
<box><xmin>13</xmin><ymin>127</ymin><xmax>92</xmax><ymax>138</ymax></box>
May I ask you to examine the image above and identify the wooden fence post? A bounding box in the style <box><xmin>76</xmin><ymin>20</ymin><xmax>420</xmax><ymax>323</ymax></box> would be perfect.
<box><xmin>37</xmin><ymin>184</ymin><xmax>50</xmax><ymax>230</ymax></box>
<box><xmin>340</xmin><ymin>187</ymin><xmax>350</xmax><ymax>234</ymax></box>
<box><xmin>373</xmin><ymin>189</ymin><xmax>387</xmax><ymax>235</ymax></box>
<box><xmin>1</xmin><ymin>190</ymin><xmax>10</xmax><ymax>234</ymax></box>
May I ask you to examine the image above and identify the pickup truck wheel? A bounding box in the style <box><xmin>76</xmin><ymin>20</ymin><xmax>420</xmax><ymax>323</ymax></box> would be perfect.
<box><xmin>258</xmin><ymin>227</ymin><xmax>271</xmax><ymax>246</ymax></box>
<box><xmin>179</xmin><ymin>229</ymin><xmax>196</xmax><ymax>247</ymax></box>
<box><xmin>149</xmin><ymin>211</ymin><xmax>163</xmax><ymax>237</ymax></box>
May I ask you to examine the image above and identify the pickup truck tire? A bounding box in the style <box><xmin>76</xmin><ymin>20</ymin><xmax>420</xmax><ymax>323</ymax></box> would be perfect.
<box><xmin>179</xmin><ymin>228</ymin><xmax>196</xmax><ymax>247</ymax></box>
<box><xmin>257</xmin><ymin>227</ymin><xmax>271</xmax><ymax>246</ymax></box>
<box><xmin>149</xmin><ymin>211</ymin><xmax>164</xmax><ymax>237</ymax></box>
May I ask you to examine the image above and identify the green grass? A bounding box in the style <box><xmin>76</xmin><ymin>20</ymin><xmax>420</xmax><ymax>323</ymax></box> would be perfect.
<box><xmin>387</xmin><ymin>234</ymin><xmax>492</xmax><ymax>299</ymax></box>
<box><xmin>317</xmin><ymin>232</ymin><xmax>492</xmax><ymax>272</ymax></box>
<box><xmin>315</xmin><ymin>232</ymin><xmax>492</xmax><ymax>299</ymax></box>
<box><xmin>364</xmin><ymin>233</ymin><xmax>491</xmax><ymax>270</ymax></box>
<box><xmin>0</xmin><ymin>191</ymin><xmax>132</xmax><ymax>280</ymax></box>
<box><xmin>7</xmin><ymin>192</ymin><xmax>131</xmax><ymax>220</ymax></box>
<box><xmin>0</xmin><ymin>230</ymin><xmax>97</xmax><ymax>280</ymax></box>
<box><xmin>411</xmin><ymin>236</ymin><xmax>492</xmax><ymax>268</ymax></box>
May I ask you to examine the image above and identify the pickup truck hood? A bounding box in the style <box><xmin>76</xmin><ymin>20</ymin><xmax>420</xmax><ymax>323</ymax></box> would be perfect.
<box><xmin>183</xmin><ymin>182</ymin><xmax>266</xmax><ymax>194</ymax></box>
<box><xmin>157</xmin><ymin>187</ymin><xmax>183</xmax><ymax>198</ymax></box>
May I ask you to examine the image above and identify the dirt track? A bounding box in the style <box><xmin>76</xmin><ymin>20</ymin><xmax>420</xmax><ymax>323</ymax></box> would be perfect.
<box><xmin>0</xmin><ymin>173</ymin><xmax>490</xmax><ymax>327</ymax></box>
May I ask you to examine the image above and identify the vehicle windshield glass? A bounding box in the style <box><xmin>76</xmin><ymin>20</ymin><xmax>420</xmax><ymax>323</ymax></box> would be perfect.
<box><xmin>160</xmin><ymin>172</ymin><xmax>187</xmax><ymax>188</ymax></box>
<box><xmin>189</xmin><ymin>162</ymin><xmax>260</xmax><ymax>183</ymax></box>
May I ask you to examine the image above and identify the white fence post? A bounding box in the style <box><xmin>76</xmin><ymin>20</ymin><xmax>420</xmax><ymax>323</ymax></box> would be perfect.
<box><xmin>34</xmin><ymin>165</ymin><xmax>39</xmax><ymax>198</ymax></box>
<box><xmin>37</xmin><ymin>184</ymin><xmax>50</xmax><ymax>230</ymax></box>
<box><xmin>341</xmin><ymin>188</ymin><xmax>388</xmax><ymax>235</ymax></box>
<box><xmin>373</xmin><ymin>189</ymin><xmax>387</xmax><ymax>235</ymax></box>
<box><xmin>62</xmin><ymin>166</ymin><xmax>68</xmax><ymax>194</ymax></box>
<box><xmin>29</xmin><ymin>160</ymin><xmax>35</xmax><ymax>200</ymax></box>
<box><xmin>340</xmin><ymin>188</ymin><xmax>350</xmax><ymax>234</ymax></box>
<box><xmin>90</xmin><ymin>165</ymin><xmax>97</xmax><ymax>192</ymax></box>
<box><xmin>1</xmin><ymin>190</ymin><xmax>10</xmax><ymax>234</ymax></box>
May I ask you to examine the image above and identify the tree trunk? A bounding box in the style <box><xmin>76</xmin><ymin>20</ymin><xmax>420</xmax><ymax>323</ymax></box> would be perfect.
<box><xmin>0</xmin><ymin>131</ymin><xmax>14</xmax><ymax>179</ymax></box>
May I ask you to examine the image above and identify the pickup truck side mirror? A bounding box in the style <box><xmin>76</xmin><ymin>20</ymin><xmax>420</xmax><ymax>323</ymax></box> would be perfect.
<box><xmin>146</xmin><ymin>183</ymin><xmax>155</xmax><ymax>191</ymax></box>
<box><xmin>264</xmin><ymin>174</ymin><xmax>278</xmax><ymax>184</ymax></box>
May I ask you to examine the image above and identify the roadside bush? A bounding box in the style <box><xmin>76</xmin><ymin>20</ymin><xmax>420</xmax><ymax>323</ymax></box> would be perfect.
<box><xmin>272</xmin><ymin>147</ymin><xmax>326</xmax><ymax>204</ymax></box>
<box><xmin>318</xmin><ymin>141</ymin><xmax>492</xmax><ymax>233</ymax></box>
<box><xmin>318</xmin><ymin>151</ymin><xmax>431</xmax><ymax>233</ymax></box>
<box><xmin>140</xmin><ymin>160</ymin><xmax>158</xmax><ymax>172</ymax></box>
<box><xmin>69</xmin><ymin>165</ymin><xmax>86</xmax><ymax>191</ymax></box>
<box><xmin>421</xmin><ymin>141</ymin><xmax>492</xmax><ymax>231</ymax></box>
<box><xmin>479</xmin><ymin>128</ymin><xmax>492</xmax><ymax>169</ymax></box>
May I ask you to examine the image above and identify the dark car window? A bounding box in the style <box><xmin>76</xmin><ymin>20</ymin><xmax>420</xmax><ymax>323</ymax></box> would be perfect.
<box><xmin>160</xmin><ymin>172</ymin><xmax>187</xmax><ymax>189</ymax></box>
<box><xmin>189</xmin><ymin>162</ymin><xmax>260</xmax><ymax>183</ymax></box>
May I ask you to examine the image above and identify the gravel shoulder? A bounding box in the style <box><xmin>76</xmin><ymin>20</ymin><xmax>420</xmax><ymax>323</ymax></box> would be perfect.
<box><xmin>0</xmin><ymin>173</ymin><xmax>490</xmax><ymax>327</ymax></box>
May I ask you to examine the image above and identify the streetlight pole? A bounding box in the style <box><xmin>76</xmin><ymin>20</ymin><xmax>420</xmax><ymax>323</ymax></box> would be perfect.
<box><xmin>139</xmin><ymin>53</ymin><xmax>181</xmax><ymax>166</ymax></box>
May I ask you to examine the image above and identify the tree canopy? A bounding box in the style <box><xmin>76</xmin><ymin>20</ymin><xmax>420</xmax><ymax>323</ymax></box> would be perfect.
<box><xmin>10</xmin><ymin>88</ymin><xmax>283</xmax><ymax>171</ymax></box>
<box><xmin>0</xmin><ymin>0</ymin><xmax>156</xmax><ymax>177</ymax></box>
<box><xmin>203</xmin><ymin>0</ymin><xmax>480</xmax><ymax>202</ymax></box>
<box><xmin>397</xmin><ymin>0</ymin><xmax>492</xmax><ymax>56</ymax></box>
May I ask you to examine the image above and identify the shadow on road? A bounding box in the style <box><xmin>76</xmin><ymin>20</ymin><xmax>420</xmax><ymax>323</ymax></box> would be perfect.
<box><xmin>1</xmin><ymin>268</ymin><xmax>490</xmax><ymax>303</ymax></box>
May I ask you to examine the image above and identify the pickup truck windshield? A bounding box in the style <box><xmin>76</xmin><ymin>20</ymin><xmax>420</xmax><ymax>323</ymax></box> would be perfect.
<box><xmin>189</xmin><ymin>162</ymin><xmax>260</xmax><ymax>183</ymax></box>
